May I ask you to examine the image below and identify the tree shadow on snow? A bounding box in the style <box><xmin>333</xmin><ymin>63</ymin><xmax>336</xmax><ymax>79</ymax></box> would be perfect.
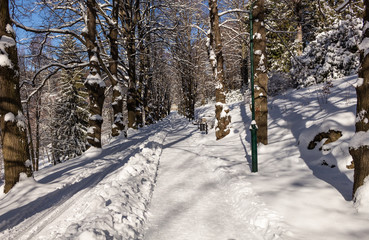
<box><xmin>239</xmin><ymin>102</ymin><xmax>253</xmax><ymax>172</ymax></box>
<box><xmin>268</xmin><ymin>97</ymin><xmax>353</xmax><ymax>201</ymax></box>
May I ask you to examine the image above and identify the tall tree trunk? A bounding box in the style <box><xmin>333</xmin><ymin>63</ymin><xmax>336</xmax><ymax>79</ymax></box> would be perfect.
<box><xmin>122</xmin><ymin>0</ymin><xmax>141</xmax><ymax>129</ymax></box>
<box><xmin>241</xmin><ymin>40</ymin><xmax>248</xmax><ymax>91</ymax></box>
<box><xmin>0</xmin><ymin>0</ymin><xmax>32</xmax><ymax>193</ymax></box>
<box><xmin>127</xmin><ymin>35</ymin><xmax>137</xmax><ymax>129</ymax></box>
<box><xmin>137</xmin><ymin>4</ymin><xmax>146</xmax><ymax>127</ymax></box>
<box><xmin>293</xmin><ymin>0</ymin><xmax>303</xmax><ymax>55</ymax></box>
<box><xmin>83</xmin><ymin>0</ymin><xmax>105</xmax><ymax>148</ymax></box>
<box><xmin>143</xmin><ymin>0</ymin><xmax>154</xmax><ymax>125</ymax></box>
<box><xmin>253</xmin><ymin>0</ymin><xmax>268</xmax><ymax>145</ymax></box>
<box><xmin>142</xmin><ymin>36</ymin><xmax>152</xmax><ymax>125</ymax></box>
<box><xmin>25</xmin><ymin>103</ymin><xmax>35</xmax><ymax>170</ymax></box>
<box><xmin>110</xmin><ymin>0</ymin><xmax>125</xmax><ymax>137</ymax></box>
<box><xmin>350</xmin><ymin>0</ymin><xmax>369</xmax><ymax>198</ymax></box>
<box><xmin>208</xmin><ymin>0</ymin><xmax>231</xmax><ymax>140</ymax></box>
<box><xmin>35</xmin><ymin>95</ymin><xmax>40</xmax><ymax>171</ymax></box>
<box><xmin>186</xmin><ymin>24</ymin><xmax>195</xmax><ymax>120</ymax></box>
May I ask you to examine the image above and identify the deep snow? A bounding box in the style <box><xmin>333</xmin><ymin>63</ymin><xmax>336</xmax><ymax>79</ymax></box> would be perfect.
<box><xmin>0</xmin><ymin>75</ymin><xmax>368</xmax><ymax>239</ymax></box>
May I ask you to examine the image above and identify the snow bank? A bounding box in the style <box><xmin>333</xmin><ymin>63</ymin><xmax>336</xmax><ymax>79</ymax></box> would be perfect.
<box><xmin>354</xmin><ymin>176</ymin><xmax>369</xmax><ymax>215</ymax></box>
<box><xmin>60</xmin><ymin>131</ymin><xmax>167</xmax><ymax>240</ymax></box>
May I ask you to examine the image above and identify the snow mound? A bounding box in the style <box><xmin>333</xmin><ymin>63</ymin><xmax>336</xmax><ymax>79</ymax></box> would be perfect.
<box><xmin>60</xmin><ymin>131</ymin><xmax>167</xmax><ymax>240</ymax></box>
<box><xmin>354</xmin><ymin>176</ymin><xmax>369</xmax><ymax>215</ymax></box>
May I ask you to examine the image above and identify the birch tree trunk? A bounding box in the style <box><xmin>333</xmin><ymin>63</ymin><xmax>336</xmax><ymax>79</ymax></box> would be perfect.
<box><xmin>350</xmin><ymin>0</ymin><xmax>369</xmax><ymax>198</ymax></box>
<box><xmin>208</xmin><ymin>0</ymin><xmax>231</xmax><ymax>140</ymax></box>
<box><xmin>83</xmin><ymin>0</ymin><xmax>106</xmax><ymax>148</ymax></box>
<box><xmin>253</xmin><ymin>0</ymin><xmax>268</xmax><ymax>144</ymax></box>
<box><xmin>0</xmin><ymin>0</ymin><xmax>33</xmax><ymax>193</ymax></box>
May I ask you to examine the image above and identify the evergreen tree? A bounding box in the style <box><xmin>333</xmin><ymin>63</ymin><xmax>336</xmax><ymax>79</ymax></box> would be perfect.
<box><xmin>266</xmin><ymin>0</ymin><xmax>298</xmax><ymax>72</ymax></box>
<box><xmin>266</xmin><ymin>0</ymin><xmax>340</xmax><ymax>73</ymax></box>
<box><xmin>51</xmin><ymin>36</ymin><xmax>88</xmax><ymax>163</ymax></box>
<box><xmin>291</xmin><ymin>16</ymin><xmax>362</xmax><ymax>87</ymax></box>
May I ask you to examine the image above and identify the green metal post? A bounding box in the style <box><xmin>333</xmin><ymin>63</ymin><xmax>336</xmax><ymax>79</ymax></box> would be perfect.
<box><xmin>249</xmin><ymin>1</ymin><xmax>258</xmax><ymax>172</ymax></box>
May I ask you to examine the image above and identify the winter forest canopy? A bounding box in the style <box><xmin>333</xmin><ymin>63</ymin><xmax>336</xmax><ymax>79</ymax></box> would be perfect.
<box><xmin>2</xmin><ymin>0</ymin><xmax>369</xmax><ymax>235</ymax></box>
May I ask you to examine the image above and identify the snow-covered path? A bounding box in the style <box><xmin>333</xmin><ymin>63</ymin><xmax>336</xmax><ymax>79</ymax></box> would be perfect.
<box><xmin>144</xmin><ymin>125</ymin><xmax>250</xmax><ymax>239</ymax></box>
<box><xmin>3</xmin><ymin>76</ymin><xmax>369</xmax><ymax>240</ymax></box>
<box><xmin>144</xmin><ymin>114</ymin><xmax>288</xmax><ymax>240</ymax></box>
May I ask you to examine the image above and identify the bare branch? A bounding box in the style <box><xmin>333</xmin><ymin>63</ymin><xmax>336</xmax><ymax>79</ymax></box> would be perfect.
<box><xmin>11</xmin><ymin>18</ymin><xmax>86</xmax><ymax>46</ymax></box>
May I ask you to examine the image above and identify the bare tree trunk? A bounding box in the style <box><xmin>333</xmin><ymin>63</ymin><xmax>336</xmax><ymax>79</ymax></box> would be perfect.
<box><xmin>0</xmin><ymin>0</ymin><xmax>32</xmax><ymax>193</ymax></box>
<box><xmin>137</xmin><ymin>3</ymin><xmax>146</xmax><ymax>127</ymax></box>
<box><xmin>110</xmin><ymin>0</ymin><xmax>125</xmax><ymax>137</ymax></box>
<box><xmin>35</xmin><ymin>95</ymin><xmax>40</xmax><ymax>171</ymax></box>
<box><xmin>253</xmin><ymin>0</ymin><xmax>268</xmax><ymax>145</ymax></box>
<box><xmin>241</xmin><ymin>40</ymin><xmax>248</xmax><ymax>91</ymax></box>
<box><xmin>208</xmin><ymin>0</ymin><xmax>231</xmax><ymax>140</ymax></box>
<box><xmin>350</xmin><ymin>0</ymin><xmax>369</xmax><ymax>198</ymax></box>
<box><xmin>293</xmin><ymin>0</ymin><xmax>303</xmax><ymax>55</ymax></box>
<box><xmin>143</xmin><ymin>39</ymin><xmax>153</xmax><ymax>125</ymax></box>
<box><xmin>83</xmin><ymin>0</ymin><xmax>106</xmax><ymax>148</ymax></box>
<box><xmin>25</xmin><ymin>103</ymin><xmax>35</xmax><ymax>170</ymax></box>
<box><xmin>142</xmin><ymin>33</ymin><xmax>151</xmax><ymax>125</ymax></box>
<box><xmin>121</xmin><ymin>0</ymin><xmax>141</xmax><ymax>129</ymax></box>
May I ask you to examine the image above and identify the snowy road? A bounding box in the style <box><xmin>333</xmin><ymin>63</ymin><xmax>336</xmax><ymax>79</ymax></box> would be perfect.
<box><xmin>144</xmin><ymin>114</ymin><xmax>289</xmax><ymax>240</ymax></box>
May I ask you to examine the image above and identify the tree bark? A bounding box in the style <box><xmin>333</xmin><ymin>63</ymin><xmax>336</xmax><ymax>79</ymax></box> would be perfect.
<box><xmin>25</xmin><ymin>103</ymin><xmax>35</xmax><ymax>171</ymax></box>
<box><xmin>293</xmin><ymin>0</ymin><xmax>303</xmax><ymax>55</ymax></box>
<box><xmin>121</xmin><ymin>0</ymin><xmax>141</xmax><ymax>129</ymax></box>
<box><xmin>142</xmin><ymin>20</ymin><xmax>152</xmax><ymax>125</ymax></box>
<box><xmin>35</xmin><ymin>95</ymin><xmax>40</xmax><ymax>171</ymax></box>
<box><xmin>110</xmin><ymin>0</ymin><xmax>125</xmax><ymax>137</ymax></box>
<box><xmin>0</xmin><ymin>0</ymin><xmax>33</xmax><ymax>193</ymax></box>
<box><xmin>253</xmin><ymin>0</ymin><xmax>268</xmax><ymax>145</ymax></box>
<box><xmin>351</xmin><ymin>0</ymin><xmax>369</xmax><ymax>198</ymax></box>
<box><xmin>83</xmin><ymin>0</ymin><xmax>105</xmax><ymax>148</ymax></box>
<box><xmin>241</xmin><ymin>40</ymin><xmax>248</xmax><ymax>90</ymax></box>
<box><xmin>208</xmin><ymin>0</ymin><xmax>231</xmax><ymax>140</ymax></box>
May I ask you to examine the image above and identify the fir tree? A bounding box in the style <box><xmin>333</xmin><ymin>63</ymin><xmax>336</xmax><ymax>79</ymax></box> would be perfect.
<box><xmin>51</xmin><ymin>36</ymin><xmax>88</xmax><ymax>163</ymax></box>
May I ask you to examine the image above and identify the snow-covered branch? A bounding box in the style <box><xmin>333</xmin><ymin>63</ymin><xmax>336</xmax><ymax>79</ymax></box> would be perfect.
<box><xmin>11</xmin><ymin>18</ymin><xmax>86</xmax><ymax>46</ymax></box>
<box><xmin>219</xmin><ymin>9</ymin><xmax>249</xmax><ymax>17</ymax></box>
